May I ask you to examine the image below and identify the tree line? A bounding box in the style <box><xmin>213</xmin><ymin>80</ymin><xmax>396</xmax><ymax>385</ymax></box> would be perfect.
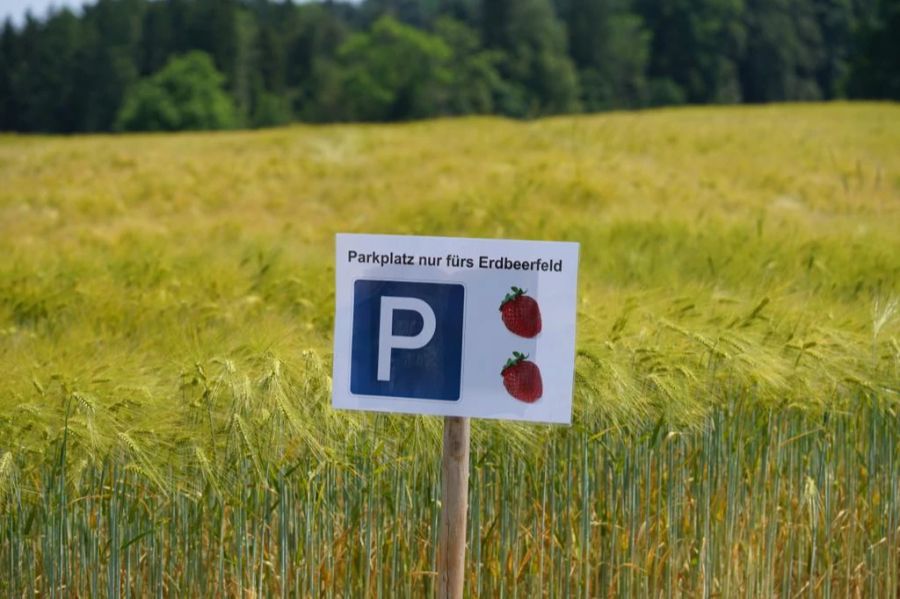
<box><xmin>0</xmin><ymin>0</ymin><xmax>897</xmax><ymax>132</ymax></box>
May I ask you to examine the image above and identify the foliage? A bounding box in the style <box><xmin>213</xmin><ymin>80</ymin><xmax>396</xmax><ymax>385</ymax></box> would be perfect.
<box><xmin>638</xmin><ymin>0</ymin><xmax>745</xmax><ymax>104</ymax></box>
<box><xmin>848</xmin><ymin>0</ymin><xmax>900</xmax><ymax>99</ymax></box>
<box><xmin>483</xmin><ymin>0</ymin><xmax>581</xmax><ymax>116</ymax></box>
<box><xmin>435</xmin><ymin>17</ymin><xmax>504</xmax><ymax>115</ymax></box>
<box><xmin>740</xmin><ymin>0</ymin><xmax>826</xmax><ymax>102</ymax></box>
<box><xmin>115</xmin><ymin>51</ymin><xmax>237</xmax><ymax>131</ymax></box>
<box><xmin>333</xmin><ymin>16</ymin><xmax>452</xmax><ymax>121</ymax></box>
<box><xmin>0</xmin><ymin>104</ymin><xmax>898</xmax><ymax>593</ymax></box>
<box><xmin>561</xmin><ymin>0</ymin><xmax>652</xmax><ymax>110</ymax></box>
<box><xmin>3</xmin><ymin>0</ymin><xmax>896</xmax><ymax>132</ymax></box>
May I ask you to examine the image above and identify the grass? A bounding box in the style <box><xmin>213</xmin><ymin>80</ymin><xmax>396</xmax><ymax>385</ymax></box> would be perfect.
<box><xmin>0</xmin><ymin>102</ymin><xmax>898</xmax><ymax>596</ymax></box>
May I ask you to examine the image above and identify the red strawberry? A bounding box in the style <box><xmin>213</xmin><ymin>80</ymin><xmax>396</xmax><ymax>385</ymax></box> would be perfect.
<box><xmin>501</xmin><ymin>352</ymin><xmax>543</xmax><ymax>403</ymax></box>
<box><xmin>499</xmin><ymin>287</ymin><xmax>541</xmax><ymax>338</ymax></box>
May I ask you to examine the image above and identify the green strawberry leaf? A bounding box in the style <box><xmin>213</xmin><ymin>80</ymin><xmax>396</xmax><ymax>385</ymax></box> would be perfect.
<box><xmin>501</xmin><ymin>351</ymin><xmax>530</xmax><ymax>373</ymax></box>
<box><xmin>499</xmin><ymin>286</ymin><xmax>526</xmax><ymax>309</ymax></box>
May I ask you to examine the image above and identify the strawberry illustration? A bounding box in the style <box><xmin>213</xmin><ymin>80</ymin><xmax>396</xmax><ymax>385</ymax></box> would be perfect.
<box><xmin>499</xmin><ymin>286</ymin><xmax>542</xmax><ymax>338</ymax></box>
<box><xmin>501</xmin><ymin>352</ymin><xmax>543</xmax><ymax>403</ymax></box>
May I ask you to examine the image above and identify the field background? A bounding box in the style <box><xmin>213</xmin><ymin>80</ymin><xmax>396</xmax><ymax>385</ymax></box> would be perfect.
<box><xmin>1</xmin><ymin>103</ymin><xmax>899</xmax><ymax>597</ymax></box>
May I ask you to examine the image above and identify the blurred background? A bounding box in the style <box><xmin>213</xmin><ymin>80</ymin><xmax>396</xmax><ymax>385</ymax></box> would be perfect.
<box><xmin>1</xmin><ymin>0</ymin><xmax>898</xmax><ymax>133</ymax></box>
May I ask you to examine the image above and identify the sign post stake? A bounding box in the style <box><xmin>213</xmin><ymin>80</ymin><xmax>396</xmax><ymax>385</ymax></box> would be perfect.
<box><xmin>437</xmin><ymin>415</ymin><xmax>470</xmax><ymax>599</ymax></box>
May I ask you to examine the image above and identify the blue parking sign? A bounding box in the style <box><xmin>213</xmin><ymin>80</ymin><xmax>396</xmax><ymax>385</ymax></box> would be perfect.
<box><xmin>350</xmin><ymin>280</ymin><xmax>465</xmax><ymax>400</ymax></box>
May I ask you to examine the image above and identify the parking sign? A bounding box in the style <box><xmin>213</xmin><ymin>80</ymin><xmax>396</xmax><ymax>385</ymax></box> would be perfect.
<box><xmin>350</xmin><ymin>280</ymin><xmax>465</xmax><ymax>400</ymax></box>
<box><xmin>332</xmin><ymin>233</ymin><xmax>580</xmax><ymax>424</ymax></box>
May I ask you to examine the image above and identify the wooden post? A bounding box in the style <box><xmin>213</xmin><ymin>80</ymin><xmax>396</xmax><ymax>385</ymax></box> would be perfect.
<box><xmin>437</xmin><ymin>416</ymin><xmax>471</xmax><ymax>599</ymax></box>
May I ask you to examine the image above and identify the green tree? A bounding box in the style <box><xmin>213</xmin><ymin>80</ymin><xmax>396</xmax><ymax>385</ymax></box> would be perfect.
<box><xmin>232</xmin><ymin>15</ymin><xmax>292</xmax><ymax>127</ymax></box>
<box><xmin>561</xmin><ymin>0</ymin><xmax>651</xmax><ymax>110</ymax></box>
<box><xmin>188</xmin><ymin>0</ymin><xmax>239</xmax><ymax>84</ymax></box>
<box><xmin>283</xmin><ymin>3</ymin><xmax>349</xmax><ymax>121</ymax></box>
<box><xmin>849</xmin><ymin>0</ymin><xmax>900</xmax><ymax>99</ymax></box>
<box><xmin>139</xmin><ymin>1</ymin><xmax>176</xmax><ymax>76</ymax></box>
<box><xmin>115</xmin><ymin>50</ymin><xmax>237</xmax><ymax>131</ymax></box>
<box><xmin>71</xmin><ymin>0</ymin><xmax>143</xmax><ymax>131</ymax></box>
<box><xmin>435</xmin><ymin>17</ymin><xmax>503</xmax><ymax>114</ymax></box>
<box><xmin>814</xmin><ymin>0</ymin><xmax>855</xmax><ymax>98</ymax></box>
<box><xmin>481</xmin><ymin>0</ymin><xmax>580</xmax><ymax>116</ymax></box>
<box><xmin>334</xmin><ymin>16</ymin><xmax>452</xmax><ymax>121</ymax></box>
<box><xmin>0</xmin><ymin>20</ymin><xmax>18</xmax><ymax>130</ymax></box>
<box><xmin>12</xmin><ymin>10</ymin><xmax>82</xmax><ymax>131</ymax></box>
<box><xmin>361</xmin><ymin>0</ymin><xmax>439</xmax><ymax>28</ymax></box>
<box><xmin>638</xmin><ymin>0</ymin><xmax>745</xmax><ymax>104</ymax></box>
<box><xmin>739</xmin><ymin>0</ymin><xmax>825</xmax><ymax>102</ymax></box>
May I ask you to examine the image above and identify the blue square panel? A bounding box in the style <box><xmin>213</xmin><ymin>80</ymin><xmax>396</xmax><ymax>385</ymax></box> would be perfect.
<box><xmin>350</xmin><ymin>280</ymin><xmax>464</xmax><ymax>400</ymax></box>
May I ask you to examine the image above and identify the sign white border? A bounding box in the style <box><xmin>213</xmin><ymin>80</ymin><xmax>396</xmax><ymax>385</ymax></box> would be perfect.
<box><xmin>332</xmin><ymin>233</ymin><xmax>579</xmax><ymax>424</ymax></box>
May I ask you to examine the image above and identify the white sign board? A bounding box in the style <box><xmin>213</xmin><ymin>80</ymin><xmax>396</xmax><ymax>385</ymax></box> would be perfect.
<box><xmin>332</xmin><ymin>233</ymin><xmax>579</xmax><ymax>424</ymax></box>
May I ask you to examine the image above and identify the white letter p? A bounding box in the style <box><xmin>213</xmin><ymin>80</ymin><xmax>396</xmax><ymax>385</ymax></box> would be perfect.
<box><xmin>377</xmin><ymin>297</ymin><xmax>436</xmax><ymax>381</ymax></box>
